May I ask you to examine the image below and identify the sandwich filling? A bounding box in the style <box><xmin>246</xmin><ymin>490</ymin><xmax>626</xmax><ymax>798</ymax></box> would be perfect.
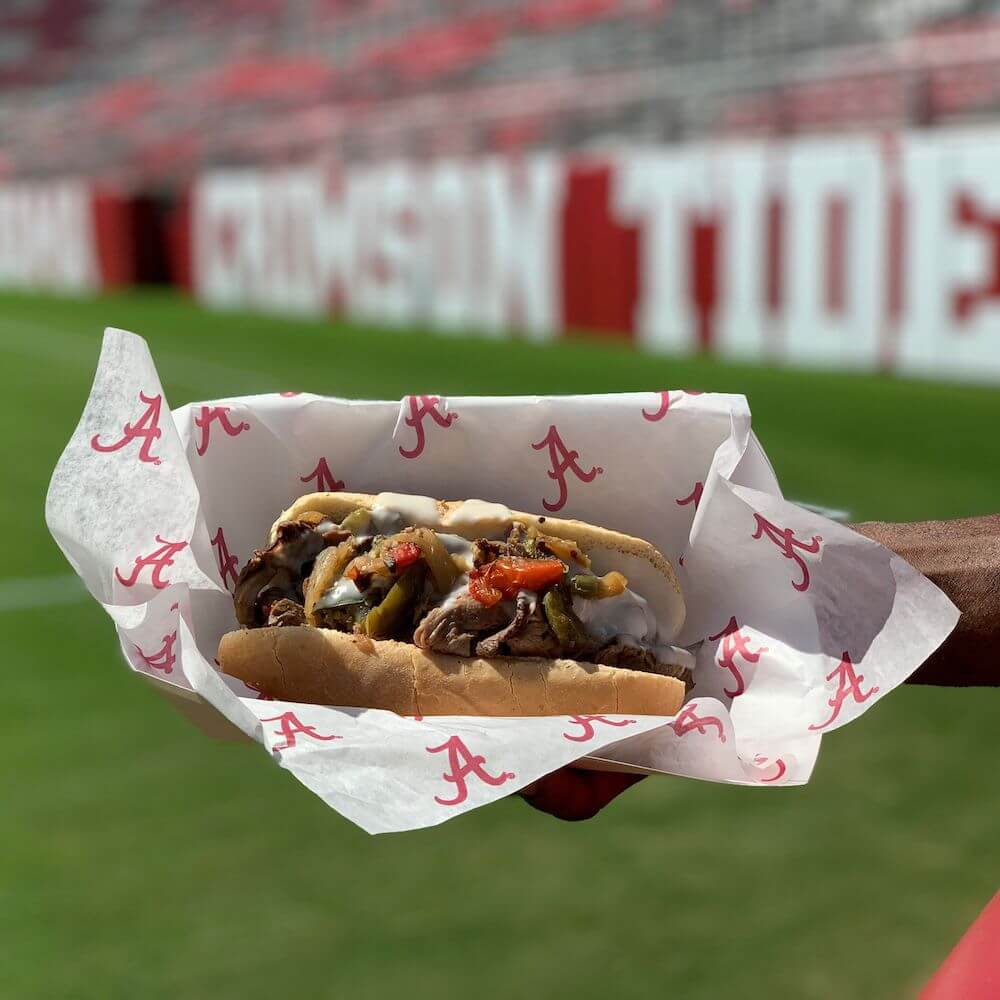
<box><xmin>233</xmin><ymin>502</ymin><xmax>694</xmax><ymax>688</ymax></box>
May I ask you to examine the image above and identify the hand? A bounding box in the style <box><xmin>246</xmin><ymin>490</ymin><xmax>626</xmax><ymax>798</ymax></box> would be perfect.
<box><xmin>850</xmin><ymin>515</ymin><xmax>1000</xmax><ymax>686</ymax></box>
<box><xmin>520</xmin><ymin>767</ymin><xmax>645</xmax><ymax>821</ymax></box>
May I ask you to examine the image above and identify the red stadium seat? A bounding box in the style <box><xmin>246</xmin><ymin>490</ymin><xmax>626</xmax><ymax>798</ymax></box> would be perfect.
<box><xmin>6</xmin><ymin>0</ymin><xmax>1000</xmax><ymax>183</ymax></box>
<box><xmin>393</xmin><ymin>16</ymin><xmax>504</xmax><ymax>82</ymax></box>
<box><xmin>87</xmin><ymin>79</ymin><xmax>159</xmax><ymax>125</ymax></box>
<box><xmin>519</xmin><ymin>0</ymin><xmax>622</xmax><ymax>33</ymax></box>
<box><xmin>209</xmin><ymin>58</ymin><xmax>336</xmax><ymax>101</ymax></box>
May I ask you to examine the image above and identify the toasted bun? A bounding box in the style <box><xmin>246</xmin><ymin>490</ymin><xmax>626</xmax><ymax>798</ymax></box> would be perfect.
<box><xmin>219</xmin><ymin>626</ymin><xmax>686</xmax><ymax>717</ymax></box>
<box><xmin>275</xmin><ymin>491</ymin><xmax>685</xmax><ymax>640</ymax></box>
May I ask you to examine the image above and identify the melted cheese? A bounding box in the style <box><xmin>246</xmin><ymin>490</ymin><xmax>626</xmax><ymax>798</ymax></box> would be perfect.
<box><xmin>371</xmin><ymin>492</ymin><xmax>440</xmax><ymax>532</ymax></box>
<box><xmin>517</xmin><ymin>588</ymin><xmax>538</xmax><ymax>615</ymax></box>
<box><xmin>572</xmin><ymin>589</ymin><xmax>657</xmax><ymax>643</ymax></box>
<box><xmin>443</xmin><ymin>499</ymin><xmax>512</xmax><ymax>535</ymax></box>
<box><xmin>435</xmin><ymin>532</ymin><xmax>475</xmax><ymax>572</ymax></box>
<box><xmin>655</xmin><ymin>644</ymin><xmax>696</xmax><ymax>670</ymax></box>
<box><xmin>315</xmin><ymin>577</ymin><xmax>364</xmax><ymax>610</ymax></box>
<box><xmin>573</xmin><ymin>588</ymin><xmax>693</xmax><ymax>666</ymax></box>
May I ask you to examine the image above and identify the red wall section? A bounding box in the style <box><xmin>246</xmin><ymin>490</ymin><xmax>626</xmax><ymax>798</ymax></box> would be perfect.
<box><xmin>91</xmin><ymin>187</ymin><xmax>135</xmax><ymax>289</ymax></box>
<box><xmin>561</xmin><ymin>161</ymin><xmax>638</xmax><ymax>339</ymax></box>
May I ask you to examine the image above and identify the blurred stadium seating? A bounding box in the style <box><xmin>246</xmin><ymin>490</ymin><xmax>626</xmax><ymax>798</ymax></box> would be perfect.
<box><xmin>4</xmin><ymin>0</ymin><xmax>1000</xmax><ymax>187</ymax></box>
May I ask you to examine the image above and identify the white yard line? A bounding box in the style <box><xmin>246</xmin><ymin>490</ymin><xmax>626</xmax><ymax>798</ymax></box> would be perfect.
<box><xmin>0</xmin><ymin>573</ymin><xmax>88</xmax><ymax>612</ymax></box>
<box><xmin>0</xmin><ymin>316</ymin><xmax>275</xmax><ymax>395</ymax></box>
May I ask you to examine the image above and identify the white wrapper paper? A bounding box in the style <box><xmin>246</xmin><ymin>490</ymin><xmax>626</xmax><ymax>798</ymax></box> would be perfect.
<box><xmin>45</xmin><ymin>329</ymin><xmax>959</xmax><ymax>834</ymax></box>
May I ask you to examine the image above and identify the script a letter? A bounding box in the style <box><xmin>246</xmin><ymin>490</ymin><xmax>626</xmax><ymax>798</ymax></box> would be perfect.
<box><xmin>530</xmin><ymin>424</ymin><xmax>603</xmax><ymax>513</ymax></box>
<box><xmin>261</xmin><ymin>712</ymin><xmax>342</xmax><ymax>751</ymax></box>
<box><xmin>426</xmin><ymin>735</ymin><xmax>515</xmax><ymax>806</ymax></box>
<box><xmin>708</xmin><ymin>616</ymin><xmax>768</xmax><ymax>698</ymax></box>
<box><xmin>809</xmin><ymin>652</ymin><xmax>879</xmax><ymax>731</ymax></box>
<box><xmin>90</xmin><ymin>391</ymin><xmax>163</xmax><ymax>465</ymax></box>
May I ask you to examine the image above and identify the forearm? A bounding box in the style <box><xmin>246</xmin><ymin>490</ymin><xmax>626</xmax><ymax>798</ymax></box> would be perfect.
<box><xmin>850</xmin><ymin>515</ymin><xmax>1000</xmax><ymax>686</ymax></box>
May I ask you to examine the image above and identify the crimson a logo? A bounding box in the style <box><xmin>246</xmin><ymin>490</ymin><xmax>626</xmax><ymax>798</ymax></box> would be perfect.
<box><xmin>707</xmin><ymin>617</ymin><xmax>768</xmax><ymax>699</ymax></box>
<box><xmin>530</xmin><ymin>424</ymin><xmax>603</xmax><ymax>512</ymax></box>
<box><xmin>90</xmin><ymin>390</ymin><xmax>164</xmax><ymax>465</ymax></box>
<box><xmin>670</xmin><ymin>702</ymin><xmax>726</xmax><ymax>742</ymax></box>
<box><xmin>753</xmin><ymin>755</ymin><xmax>788</xmax><ymax>783</ymax></box>
<box><xmin>300</xmin><ymin>457</ymin><xmax>345</xmax><ymax>492</ymax></box>
<box><xmin>193</xmin><ymin>405</ymin><xmax>250</xmax><ymax>456</ymax></box>
<box><xmin>676</xmin><ymin>481</ymin><xmax>704</xmax><ymax>509</ymax></box>
<box><xmin>809</xmin><ymin>652</ymin><xmax>879</xmax><ymax>731</ymax></box>
<box><xmin>262</xmin><ymin>711</ymin><xmax>342</xmax><ymax>751</ymax></box>
<box><xmin>751</xmin><ymin>513</ymin><xmax>822</xmax><ymax>592</ymax></box>
<box><xmin>115</xmin><ymin>535</ymin><xmax>188</xmax><ymax>590</ymax></box>
<box><xmin>641</xmin><ymin>389</ymin><xmax>703</xmax><ymax>422</ymax></box>
<box><xmin>210</xmin><ymin>527</ymin><xmax>239</xmax><ymax>592</ymax></box>
<box><xmin>426</xmin><ymin>735</ymin><xmax>515</xmax><ymax>806</ymax></box>
<box><xmin>133</xmin><ymin>632</ymin><xmax>177</xmax><ymax>674</ymax></box>
<box><xmin>562</xmin><ymin>715</ymin><xmax>637</xmax><ymax>743</ymax></box>
<box><xmin>398</xmin><ymin>396</ymin><xmax>458</xmax><ymax>459</ymax></box>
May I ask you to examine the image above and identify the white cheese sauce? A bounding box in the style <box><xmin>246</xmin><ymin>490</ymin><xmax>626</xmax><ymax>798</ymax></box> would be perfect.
<box><xmin>573</xmin><ymin>588</ymin><xmax>694</xmax><ymax>667</ymax></box>
<box><xmin>442</xmin><ymin>499</ymin><xmax>512</xmax><ymax>536</ymax></box>
<box><xmin>368</xmin><ymin>493</ymin><xmax>481</xmax><ymax>569</ymax></box>
<box><xmin>516</xmin><ymin>588</ymin><xmax>538</xmax><ymax>615</ymax></box>
<box><xmin>314</xmin><ymin>577</ymin><xmax>364</xmax><ymax>610</ymax></box>
<box><xmin>435</xmin><ymin>532</ymin><xmax>475</xmax><ymax>571</ymax></box>
<box><xmin>371</xmin><ymin>492</ymin><xmax>440</xmax><ymax>532</ymax></box>
<box><xmin>655</xmin><ymin>644</ymin><xmax>696</xmax><ymax>670</ymax></box>
<box><xmin>572</xmin><ymin>589</ymin><xmax>657</xmax><ymax>643</ymax></box>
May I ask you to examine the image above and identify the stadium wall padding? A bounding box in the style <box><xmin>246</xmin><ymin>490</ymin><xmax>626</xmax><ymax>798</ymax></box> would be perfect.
<box><xmin>0</xmin><ymin>181</ymin><xmax>138</xmax><ymax>292</ymax></box>
<box><xmin>92</xmin><ymin>187</ymin><xmax>136</xmax><ymax>289</ymax></box>
<box><xmin>186</xmin><ymin>133</ymin><xmax>1000</xmax><ymax>381</ymax></box>
<box><xmin>5</xmin><ymin>131</ymin><xmax>1000</xmax><ymax>381</ymax></box>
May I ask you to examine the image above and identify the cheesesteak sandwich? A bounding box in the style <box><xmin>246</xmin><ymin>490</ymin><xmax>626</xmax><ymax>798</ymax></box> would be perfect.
<box><xmin>218</xmin><ymin>492</ymin><xmax>694</xmax><ymax>717</ymax></box>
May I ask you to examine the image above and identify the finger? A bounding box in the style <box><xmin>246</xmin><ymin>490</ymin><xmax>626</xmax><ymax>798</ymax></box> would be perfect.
<box><xmin>520</xmin><ymin>767</ymin><xmax>646</xmax><ymax>821</ymax></box>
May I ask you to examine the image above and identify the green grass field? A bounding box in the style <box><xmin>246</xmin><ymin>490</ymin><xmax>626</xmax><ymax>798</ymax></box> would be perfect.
<box><xmin>4</xmin><ymin>288</ymin><xmax>1000</xmax><ymax>999</ymax></box>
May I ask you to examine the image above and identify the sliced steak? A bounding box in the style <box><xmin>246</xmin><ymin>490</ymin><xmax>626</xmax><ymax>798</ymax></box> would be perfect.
<box><xmin>475</xmin><ymin>593</ymin><xmax>531</xmax><ymax>657</ymax></box>
<box><xmin>311</xmin><ymin>605</ymin><xmax>362</xmax><ymax>632</ymax></box>
<box><xmin>234</xmin><ymin>520</ymin><xmax>328</xmax><ymax>626</ymax></box>
<box><xmin>471</xmin><ymin>522</ymin><xmax>537</xmax><ymax>569</ymax></box>
<box><xmin>266</xmin><ymin>599</ymin><xmax>306</xmax><ymax>627</ymax></box>
<box><xmin>503</xmin><ymin>521</ymin><xmax>536</xmax><ymax>558</ymax></box>
<box><xmin>504</xmin><ymin>606</ymin><xmax>562</xmax><ymax>659</ymax></box>
<box><xmin>410</xmin><ymin>577</ymin><xmax>439</xmax><ymax>631</ymax></box>
<box><xmin>595</xmin><ymin>640</ymin><xmax>658</xmax><ymax>672</ymax></box>
<box><xmin>413</xmin><ymin>597</ymin><xmax>509</xmax><ymax>657</ymax></box>
<box><xmin>472</xmin><ymin>538</ymin><xmax>507</xmax><ymax>568</ymax></box>
<box><xmin>596</xmin><ymin>639</ymin><xmax>694</xmax><ymax>690</ymax></box>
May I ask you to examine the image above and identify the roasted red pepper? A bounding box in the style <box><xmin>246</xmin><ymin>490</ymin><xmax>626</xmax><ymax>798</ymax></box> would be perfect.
<box><xmin>385</xmin><ymin>542</ymin><xmax>422</xmax><ymax>572</ymax></box>
<box><xmin>346</xmin><ymin>540</ymin><xmax>423</xmax><ymax>581</ymax></box>
<box><xmin>469</xmin><ymin>557</ymin><xmax>565</xmax><ymax>607</ymax></box>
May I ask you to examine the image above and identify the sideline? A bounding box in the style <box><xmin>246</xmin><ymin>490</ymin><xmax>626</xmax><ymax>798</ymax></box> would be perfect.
<box><xmin>0</xmin><ymin>316</ymin><xmax>274</xmax><ymax>395</ymax></box>
<box><xmin>0</xmin><ymin>573</ymin><xmax>89</xmax><ymax>612</ymax></box>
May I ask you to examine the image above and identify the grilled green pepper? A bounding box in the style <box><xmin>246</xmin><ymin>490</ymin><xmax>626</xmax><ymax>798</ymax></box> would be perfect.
<box><xmin>363</xmin><ymin>565</ymin><xmax>424</xmax><ymax>639</ymax></box>
<box><xmin>542</xmin><ymin>586</ymin><xmax>588</xmax><ymax>650</ymax></box>
<box><xmin>339</xmin><ymin>508</ymin><xmax>372</xmax><ymax>536</ymax></box>
<box><xmin>569</xmin><ymin>571</ymin><xmax>628</xmax><ymax>599</ymax></box>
